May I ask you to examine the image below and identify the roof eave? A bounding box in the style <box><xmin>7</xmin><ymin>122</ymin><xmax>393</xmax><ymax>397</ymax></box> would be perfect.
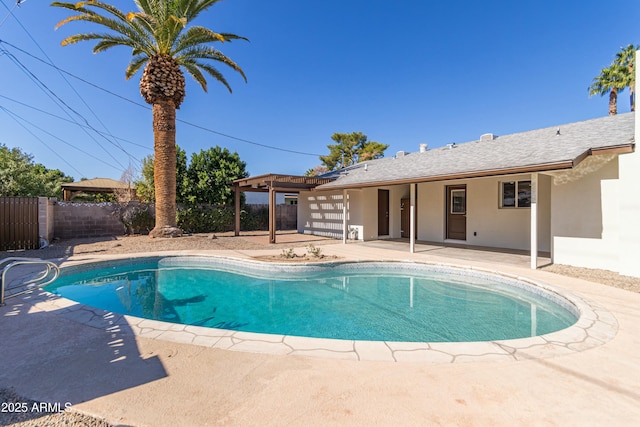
<box><xmin>316</xmin><ymin>142</ymin><xmax>635</xmax><ymax>191</ymax></box>
<box><xmin>316</xmin><ymin>161</ymin><xmax>581</xmax><ymax>191</ymax></box>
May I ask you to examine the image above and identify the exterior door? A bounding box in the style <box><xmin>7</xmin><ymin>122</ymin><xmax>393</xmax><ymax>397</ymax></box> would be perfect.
<box><xmin>446</xmin><ymin>186</ymin><xmax>466</xmax><ymax>240</ymax></box>
<box><xmin>378</xmin><ymin>189</ymin><xmax>389</xmax><ymax>236</ymax></box>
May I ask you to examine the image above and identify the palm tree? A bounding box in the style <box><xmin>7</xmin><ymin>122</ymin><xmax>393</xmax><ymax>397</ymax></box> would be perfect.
<box><xmin>613</xmin><ymin>44</ymin><xmax>637</xmax><ymax>112</ymax></box>
<box><xmin>589</xmin><ymin>63</ymin><xmax>627</xmax><ymax>115</ymax></box>
<box><xmin>52</xmin><ymin>0</ymin><xmax>247</xmax><ymax>237</ymax></box>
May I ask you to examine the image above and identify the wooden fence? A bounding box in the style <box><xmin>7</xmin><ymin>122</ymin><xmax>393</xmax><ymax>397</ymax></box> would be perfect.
<box><xmin>0</xmin><ymin>197</ymin><xmax>39</xmax><ymax>251</ymax></box>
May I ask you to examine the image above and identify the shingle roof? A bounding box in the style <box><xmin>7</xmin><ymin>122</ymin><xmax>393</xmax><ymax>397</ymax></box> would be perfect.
<box><xmin>62</xmin><ymin>178</ymin><xmax>132</xmax><ymax>190</ymax></box>
<box><xmin>318</xmin><ymin>113</ymin><xmax>635</xmax><ymax>189</ymax></box>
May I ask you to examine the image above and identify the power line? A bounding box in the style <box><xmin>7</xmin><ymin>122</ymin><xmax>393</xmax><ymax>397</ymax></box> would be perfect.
<box><xmin>0</xmin><ymin>0</ymin><xmax>21</xmax><ymax>28</ymax></box>
<box><xmin>0</xmin><ymin>94</ymin><xmax>152</xmax><ymax>151</ymax></box>
<box><xmin>0</xmin><ymin>39</ymin><xmax>324</xmax><ymax>157</ymax></box>
<box><xmin>0</xmin><ymin>103</ymin><xmax>128</xmax><ymax>173</ymax></box>
<box><xmin>2</xmin><ymin>50</ymin><xmax>133</xmax><ymax>169</ymax></box>
<box><xmin>1</xmin><ymin>0</ymin><xmax>132</xmax><ymax>160</ymax></box>
<box><xmin>0</xmin><ymin>105</ymin><xmax>85</xmax><ymax>177</ymax></box>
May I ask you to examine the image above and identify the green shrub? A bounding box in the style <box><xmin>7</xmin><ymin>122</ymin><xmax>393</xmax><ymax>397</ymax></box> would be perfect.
<box><xmin>116</xmin><ymin>202</ymin><xmax>155</xmax><ymax>235</ymax></box>
<box><xmin>177</xmin><ymin>205</ymin><xmax>236</xmax><ymax>233</ymax></box>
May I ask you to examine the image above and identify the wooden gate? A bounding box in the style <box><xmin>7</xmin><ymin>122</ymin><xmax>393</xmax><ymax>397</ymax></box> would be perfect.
<box><xmin>0</xmin><ymin>197</ymin><xmax>39</xmax><ymax>251</ymax></box>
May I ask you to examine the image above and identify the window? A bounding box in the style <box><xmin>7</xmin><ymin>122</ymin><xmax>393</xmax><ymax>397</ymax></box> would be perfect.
<box><xmin>450</xmin><ymin>189</ymin><xmax>466</xmax><ymax>214</ymax></box>
<box><xmin>500</xmin><ymin>180</ymin><xmax>531</xmax><ymax>208</ymax></box>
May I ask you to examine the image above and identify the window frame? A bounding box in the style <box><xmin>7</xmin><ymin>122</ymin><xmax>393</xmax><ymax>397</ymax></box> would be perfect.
<box><xmin>500</xmin><ymin>180</ymin><xmax>532</xmax><ymax>209</ymax></box>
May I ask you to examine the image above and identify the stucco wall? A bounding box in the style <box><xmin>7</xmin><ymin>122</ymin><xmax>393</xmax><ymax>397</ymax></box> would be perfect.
<box><xmin>298</xmin><ymin>190</ymin><xmax>365</xmax><ymax>240</ymax></box>
<box><xmin>551</xmin><ymin>155</ymin><xmax>620</xmax><ymax>271</ymax></box>
<box><xmin>301</xmin><ymin>174</ymin><xmax>550</xmax><ymax>252</ymax></box>
<box><xmin>618</xmin><ymin>108</ymin><xmax>640</xmax><ymax>277</ymax></box>
<box><xmin>38</xmin><ymin>197</ymin><xmax>55</xmax><ymax>243</ymax></box>
<box><xmin>416</xmin><ymin>175</ymin><xmax>550</xmax><ymax>252</ymax></box>
<box><xmin>614</xmin><ymin>61</ymin><xmax>640</xmax><ymax>277</ymax></box>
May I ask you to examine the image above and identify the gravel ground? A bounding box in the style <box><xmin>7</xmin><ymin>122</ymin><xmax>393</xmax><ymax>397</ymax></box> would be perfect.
<box><xmin>0</xmin><ymin>231</ymin><xmax>315</xmax><ymax>261</ymax></box>
<box><xmin>2</xmin><ymin>233</ymin><xmax>639</xmax><ymax>426</ymax></box>
<box><xmin>541</xmin><ymin>263</ymin><xmax>640</xmax><ymax>293</ymax></box>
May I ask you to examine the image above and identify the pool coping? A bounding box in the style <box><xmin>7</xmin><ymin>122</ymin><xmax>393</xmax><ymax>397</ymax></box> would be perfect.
<box><xmin>22</xmin><ymin>253</ymin><xmax>618</xmax><ymax>363</ymax></box>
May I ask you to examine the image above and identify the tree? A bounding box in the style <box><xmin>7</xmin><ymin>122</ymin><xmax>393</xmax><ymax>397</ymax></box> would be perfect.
<box><xmin>0</xmin><ymin>144</ymin><xmax>73</xmax><ymax>198</ymax></box>
<box><xmin>53</xmin><ymin>0</ymin><xmax>247</xmax><ymax>237</ymax></box>
<box><xmin>589</xmin><ymin>44</ymin><xmax>638</xmax><ymax>115</ymax></box>
<box><xmin>318</xmin><ymin>132</ymin><xmax>388</xmax><ymax>171</ymax></box>
<box><xmin>304</xmin><ymin>165</ymin><xmax>328</xmax><ymax>177</ymax></box>
<box><xmin>184</xmin><ymin>146</ymin><xmax>248</xmax><ymax>205</ymax></box>
<box><xmin>613</xmin><ymin>44</ymin><xmax>637</xmax><ymax>111</ymax></box>
<box><xmin>134</xmin><ymin>145</ymin><xmax>247</xmax><ymax>205</ymax></box>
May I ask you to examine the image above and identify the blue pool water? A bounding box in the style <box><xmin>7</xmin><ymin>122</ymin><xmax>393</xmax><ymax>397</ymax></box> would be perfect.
<box><xmin>46</xmin><ymin>259</ymin><xmax>577</xmax><ymax>342</ymax></box>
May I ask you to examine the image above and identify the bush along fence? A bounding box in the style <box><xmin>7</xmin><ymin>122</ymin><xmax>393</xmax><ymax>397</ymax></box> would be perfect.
<box><xmin>52</xmin><ymin>201</ymin><xmax>297</xmax><ymax>239</ymax></box>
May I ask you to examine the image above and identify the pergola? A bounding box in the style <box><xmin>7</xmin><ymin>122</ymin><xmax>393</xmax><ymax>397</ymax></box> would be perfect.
<box><xmin>232</xmin><ymin>174</ymin><xmax>334</xmax><ymax>243</ymax></box>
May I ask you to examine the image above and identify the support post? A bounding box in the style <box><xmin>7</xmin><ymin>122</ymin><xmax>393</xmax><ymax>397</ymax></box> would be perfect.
<box><xmin>234</xmin><ymin>183</ymin><xmax>241</xmax><ymax>236</ymax></box>
<box><xmin>410</xmin><ymin>183</ymin><xmax>416</xmax><ymax>253</ymax></box>
<box><xmin>530</xmin><ymin>173</ymin><xmax>538</xmax><ymax>269</ymax></box>
<box><xmin>269</xmin><ymin>185</ymin><xmax>276</xmax><ymax>244</ymax></box>
<box><xmin>342</xmin><ymin>189</ymin><xmax>348</xmax><ymax>244</ymax></box>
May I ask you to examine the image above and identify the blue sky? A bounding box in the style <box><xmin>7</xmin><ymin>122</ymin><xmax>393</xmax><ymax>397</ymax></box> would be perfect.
<box><xmin>0</xmin><ymin>0</ymin><xmax>638</xmax><ymax>182</ymax></box>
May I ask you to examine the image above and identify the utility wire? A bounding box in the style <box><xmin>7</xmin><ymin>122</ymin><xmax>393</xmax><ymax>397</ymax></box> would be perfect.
<box><xmin>0</xmin><ymin>103</ymin><xmax>127</xmax><ymax>172</ymax></box>
<box><xmin>0</xmin><ymin>94</ymin><xmax>152</xmax><ymax>151</ymax></box>
<box><xmin>1</xmin><ymin>0</ymin><xmax>132</xmax><ymax>160</ymax></box>
<box><xmin>0</xmin><ymin>39</ymin><xmax>324</xmax><ymax>157</ymax></box>
<box><xmin>0</xmin><ymin>105</ymin><xmax>85</xmax><ymax>177</ymax></box>
<box><xmin>0</xmin><ymin>0</ymin><xmax>22</xmax><ymax>28</ymax></box>
<box><xmin>2</xmin><ymin>50</ymin><xmax>133</xmax><ymax>168</ymax></box>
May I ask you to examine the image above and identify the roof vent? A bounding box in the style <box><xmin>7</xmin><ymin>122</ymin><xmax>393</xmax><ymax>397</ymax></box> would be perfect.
<box><xmin>480</xmin><ymin>133</ymin><xmax>496</xmax><ymax>141</ymax></box>
<box><xmin>396</xmin><ymin>150</ymin><xmax>406</xmax><ymax>158</ymax></box>
<box><xmin>419</xmin><ymin>143</ymin><xmax>428</xmax><ymax>152</ymax></box>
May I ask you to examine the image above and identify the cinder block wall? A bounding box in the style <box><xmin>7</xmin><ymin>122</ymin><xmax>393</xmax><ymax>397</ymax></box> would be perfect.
<box><xmin>53</xmin><ymin>202</ymin><xmax>125</xmax><ymax>239</ymax></box>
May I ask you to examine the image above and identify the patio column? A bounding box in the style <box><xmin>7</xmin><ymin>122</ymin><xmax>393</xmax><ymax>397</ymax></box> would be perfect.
<box><xmin>269</xmin><ymin>185</ymin><xmax>276</xmax><ymax>244</ymax></box>
<box><xmin>234</xmin><ymin>183</ymin><xmax>241</xmax><ymax>236</ymax></box>
<box><xmin>342</xmin><ymin>189</ymin><xmax>348</xmax><ymax>244</ymax></box>
<box><xmin>410</xmin><ymin>183</ymin><xmax>416</xmax><ymax>253</ymax></box>
<box><xmin>530</xmin><ymin>173</ymin><xmax>538</xmax><ymax>269</ymax></box>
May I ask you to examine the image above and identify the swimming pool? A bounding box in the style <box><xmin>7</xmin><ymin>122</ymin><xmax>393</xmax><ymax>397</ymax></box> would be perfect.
<box><xmin>46</xmin><ymin>256</ymin><xmax>577</xmax><ymax>343</ymax></box>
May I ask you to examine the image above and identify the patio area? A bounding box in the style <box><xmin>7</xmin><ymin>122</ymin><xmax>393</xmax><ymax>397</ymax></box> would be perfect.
<box><xmin>1</xmin><ymin>239</ymin><xmax>639</xmax><ymax>426</ymax></box>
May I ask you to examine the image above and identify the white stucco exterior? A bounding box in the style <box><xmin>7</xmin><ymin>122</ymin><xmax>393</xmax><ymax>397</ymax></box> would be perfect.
<box><xmin>298</xmin><ymin>150</ymin><xmax>639</xmax><ymax>278</ymax></box>
<box><xmin>550</xmin><ymin>155</ymin><xmax>621</xmax><ymax>271</ymax></box>
<box><xmin>297</xmin><ymin>85</ymin><xmax>639</xmax><ymax>277</ymax></box>
<box><xmin>299</xmin><ymin>174</ymin><xmax>552</xmax><ymax>253</ymax></box>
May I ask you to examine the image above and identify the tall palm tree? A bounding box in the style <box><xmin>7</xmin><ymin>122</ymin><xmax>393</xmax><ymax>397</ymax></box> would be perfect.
<box><xmin>52</xmin><ymin>0</ymin><xmax>247</xmax><ymax>237</ymax></box>
<box><xmin>589</xmin><ymin>63</ymin><xmax>627</xmax><ymax>116</ymax></box>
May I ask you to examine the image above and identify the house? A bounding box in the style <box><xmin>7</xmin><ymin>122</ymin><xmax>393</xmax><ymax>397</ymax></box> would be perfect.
<box><xmin>296</xmin><ymin>112</ymin><xmax>640</xmax><ymax>278</ymax></box>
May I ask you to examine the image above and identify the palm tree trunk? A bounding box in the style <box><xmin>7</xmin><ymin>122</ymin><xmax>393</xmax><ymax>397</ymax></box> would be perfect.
<box><xmin>150</xmin><ymin>100</ymin><xmax>179</xmax><ymax>237</ymax></box>
<box><xmin>608</xmin><ymin>88</ymin><xmax>618</xmax><ymax>115</ymax></box>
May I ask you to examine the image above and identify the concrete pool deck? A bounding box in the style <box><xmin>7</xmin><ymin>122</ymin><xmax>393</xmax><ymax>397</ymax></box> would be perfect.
<box><xmin>1</xmin><ymin>242</ymin><xmax>640</xmax><ymax>426</ymax></box>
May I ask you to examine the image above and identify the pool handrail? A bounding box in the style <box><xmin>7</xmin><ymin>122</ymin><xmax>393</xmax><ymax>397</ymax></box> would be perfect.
<box><xmin>1</xmin><ymin>257</ymin><xmax>60</xmax><ymax>306</ymax></box>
